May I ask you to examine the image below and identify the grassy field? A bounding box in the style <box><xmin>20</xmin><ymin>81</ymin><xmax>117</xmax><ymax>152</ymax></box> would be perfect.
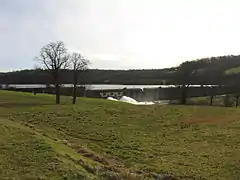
<box><xmin>0</xmin><ymin>90</ymin><xmax>240</xmax><ymax>179</ymax></box>
<box><xmin>225</xmin><ymin>66</ymin><xmax>240</xmax><ymax>75</ymax></box>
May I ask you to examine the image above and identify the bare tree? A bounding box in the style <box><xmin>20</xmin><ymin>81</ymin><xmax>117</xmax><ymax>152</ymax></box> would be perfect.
<box><xmin>70</xmin><ymin>52</ymin><xmax>90</xmax><ymax>104</ymax></box>
<box><xmin>36</xmin><ymin>41</ymin><xmax>69</xmax><ymax>104</ymax></box>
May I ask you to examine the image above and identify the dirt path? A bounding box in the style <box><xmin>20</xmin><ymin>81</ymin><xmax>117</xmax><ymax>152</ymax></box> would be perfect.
<box><xmin>184</xmin><ymin>115</ymin><xmax>235</xmax><ymax>124</ymax></box>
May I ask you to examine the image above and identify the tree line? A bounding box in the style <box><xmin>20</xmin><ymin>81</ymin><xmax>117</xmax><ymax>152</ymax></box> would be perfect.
<box><xmin>2</xmin><ymin>55</ymin><xmax>240</xmax><ymax>86</ymax></box>
<box><xmin>0</xmin><ymin>69</ymin><xmax>174</xmax><ymax>85</ymax></box>
<box><xmin>173</xmin><ymin>56</ymin><xmax>240</xmax><ymax>104</ymax></box>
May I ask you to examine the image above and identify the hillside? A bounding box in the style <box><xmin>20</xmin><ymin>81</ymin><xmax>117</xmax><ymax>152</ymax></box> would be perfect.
<box><xmin>1</xmin><ymin>55</ymin><xmax>240</xmax><ymax>85</ymax></box>
<box><xmin>0</xmin><ymin>69</ymin><xmax>175</xmax><ymax>85</ymax></box>
<box><xmin>0</xmin><ymin>91</ymin><xmax>239</xmax><ymax>179</ymax></box>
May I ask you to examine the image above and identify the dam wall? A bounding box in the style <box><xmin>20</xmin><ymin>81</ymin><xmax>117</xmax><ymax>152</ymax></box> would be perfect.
<box><xmin>2</xmin><ymin>85</ymin><xmax>239</xmax><ymax>101</ymax></box>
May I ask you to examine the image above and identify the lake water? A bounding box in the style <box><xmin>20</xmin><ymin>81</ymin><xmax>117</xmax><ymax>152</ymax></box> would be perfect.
<box><xmin>1</xmin><ymin>84</ymin><xmax>165</xmax><ymax>90</ymax></box>
<box><xmin>1</xmin><ymin>84</ymin><xmax>215</xmax><ymax>90</ymax></box>
<box><xmin>85</xmin><ymin>84</ymin><xmax>171</xmax><ymax>90</ymax></box>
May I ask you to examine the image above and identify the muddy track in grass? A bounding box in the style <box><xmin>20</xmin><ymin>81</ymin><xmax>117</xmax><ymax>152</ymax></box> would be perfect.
<box><xmin>184</xmin><ymin>115</ymin><xmax>237</xmax><ymax>125</ymax></box>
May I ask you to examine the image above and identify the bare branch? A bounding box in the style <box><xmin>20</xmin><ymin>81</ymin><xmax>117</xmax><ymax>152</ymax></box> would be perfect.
<box><xmin>70</xmin><ymin>52</ymin><xmax>90</xmax><ymax>71</ymax></box>
<box><xmin>34</xmin><ymin>41</ymin><xmax>69</xmax><ymax>104</ymax></box>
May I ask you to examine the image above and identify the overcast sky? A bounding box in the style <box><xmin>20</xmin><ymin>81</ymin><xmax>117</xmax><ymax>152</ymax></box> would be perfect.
<box><xmin>1</xmin><ymin>0</ymin><xmax>240</xmax><ymax>71</ymax></box>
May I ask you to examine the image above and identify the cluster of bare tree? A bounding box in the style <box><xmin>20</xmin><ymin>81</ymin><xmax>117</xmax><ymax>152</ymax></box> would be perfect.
<box><xmin>36</xmin><ymin>41</ymin><xmax>90</xmax><ymax>104</ymax></box>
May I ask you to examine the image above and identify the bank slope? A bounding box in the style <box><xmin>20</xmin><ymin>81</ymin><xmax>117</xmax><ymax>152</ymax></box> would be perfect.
<box><xmin>0</xmin><ymin>90</ymin><xmax>239</xmax><ymax>179</ymax></box>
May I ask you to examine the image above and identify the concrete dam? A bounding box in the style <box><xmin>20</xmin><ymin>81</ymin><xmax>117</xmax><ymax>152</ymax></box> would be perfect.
<box><xmin>2</xmin><ymin>84</ymin><xmax>238</xmax><ymax>101</ymax></box>
<box><xmin>85</xmin><ymin>86</ymin><xmax>238</xmax><ymax>102</ymax></box>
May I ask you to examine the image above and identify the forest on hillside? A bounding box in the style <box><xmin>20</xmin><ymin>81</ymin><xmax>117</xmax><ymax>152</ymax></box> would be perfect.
<box><xmin>1</xmin><ymin>55</ymin><xmax>240</xmax><ymax>85</ymax></box>
<box><xmin>0</xmin><ymin>68</ymin><xmax>175</xmax><ymax>85</ymax></box>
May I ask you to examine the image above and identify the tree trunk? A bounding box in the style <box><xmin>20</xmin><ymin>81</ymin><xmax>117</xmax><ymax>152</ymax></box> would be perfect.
<box><xmin>55</xmin><ymin>84</ymin><xmax>60</xmax><ymax>104</ymax></box>
<box><xmin>72</xmin><ymin>72</ymin><xmax>78</xmax><ymax>104</ymax></box>
<box><xmin>180</xmin><ymin>85</ymin><xmax>187</xmax><ymax>105</ymax></box>
<box><xmin>210</xmin><ymin>95</ymin><xmax>214</xmax><ymax>106</ymax></box>
<box><xmin>236</xmin><ymin>95</ymin><xmax>239</xmax><ymax>108</ymax></box>
<box><xmin>209</xmin><ymin>87</ymin><xmax>214</xmax><ymax>106</ymax></box>
<box><xmin>72</xmin><ymin>83</ymin><xmax>77</xmax><ymax>104</ymax></box>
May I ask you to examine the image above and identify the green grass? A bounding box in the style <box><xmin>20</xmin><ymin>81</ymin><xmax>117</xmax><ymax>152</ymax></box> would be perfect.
<box><xmin>0</xmin><ymin>90</ymin><xmax>240</xmax><ymax>179</ymax></box>
<box><xmin>225</xmin><ymin>66</ymin><xmax>240</xmax><ymax>75</ymax></box>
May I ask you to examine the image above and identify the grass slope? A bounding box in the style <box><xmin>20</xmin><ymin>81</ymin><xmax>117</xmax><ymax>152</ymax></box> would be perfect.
<box><xmin>225</xmin><ymin>66</ymin><xmax>240</xmax><ymax>75</ymax></box>
<box><xmin>0</xmin><ymin>90</ymin><xmax>240</xmax><ymax>179</ymax></box>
